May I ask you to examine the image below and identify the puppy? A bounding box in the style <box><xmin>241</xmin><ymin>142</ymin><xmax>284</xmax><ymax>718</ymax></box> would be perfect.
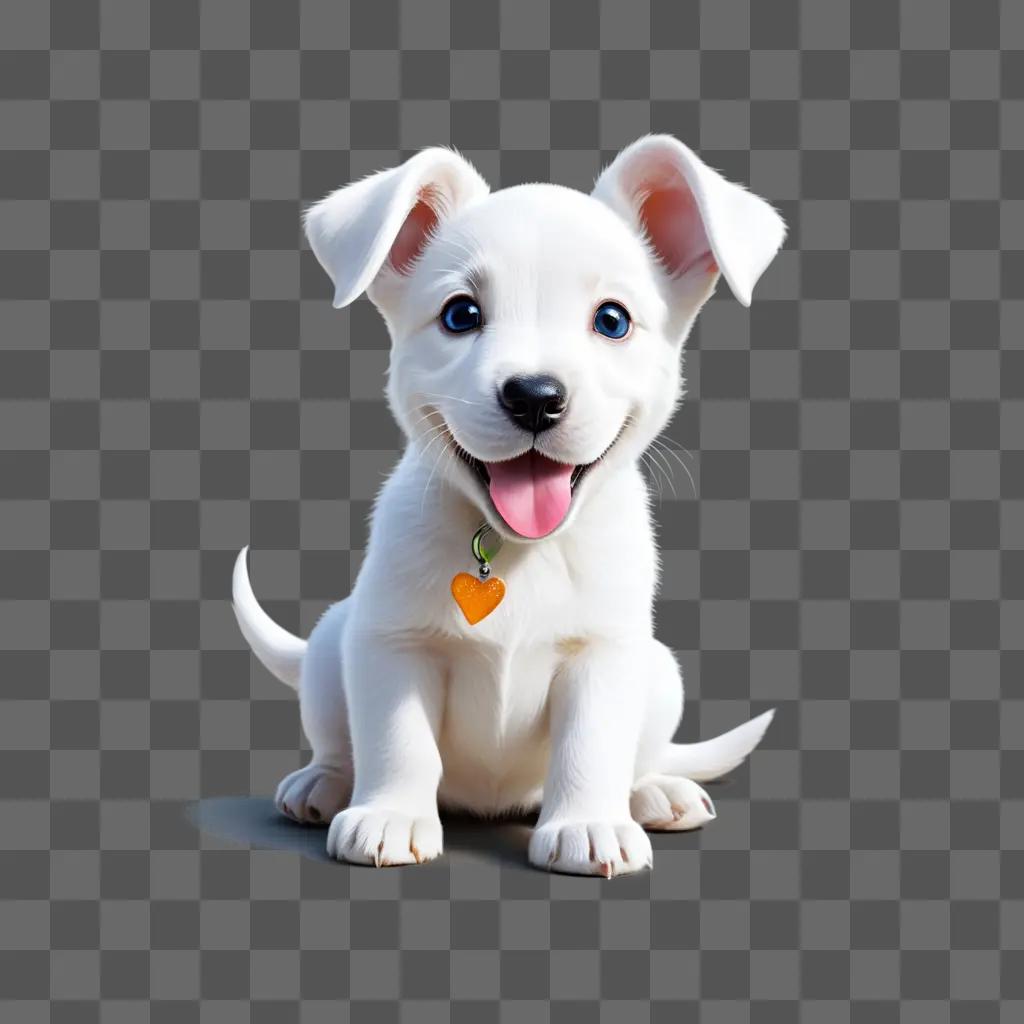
<box><xmin>233</xmin><ymin>135</ymin><xmax>786</xmax><ymax>876</ymax></box>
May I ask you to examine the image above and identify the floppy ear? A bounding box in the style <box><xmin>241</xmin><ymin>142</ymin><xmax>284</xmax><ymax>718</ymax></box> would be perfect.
<box><xmin>304</xmin><ymin>147</ymin><xmax>490</xmax><ymax>309</ymax></box>
<box><xmin>592</xmin><ymin>134</ymin><xmax>786</xmax><ymax>308</ymax></box>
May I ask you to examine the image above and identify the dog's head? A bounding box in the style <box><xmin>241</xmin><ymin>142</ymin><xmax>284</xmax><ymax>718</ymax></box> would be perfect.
<box><xmin>305</xmin><ymin>136</ymin><xmax>785</xmax><ymax>542</ymax></box>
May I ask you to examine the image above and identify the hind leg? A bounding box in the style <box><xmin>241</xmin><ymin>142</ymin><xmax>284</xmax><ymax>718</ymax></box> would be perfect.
<box><xmin>629</xmin><ymin>640</ymin><xmax>715</xmax><ymax>832</ymax></box>
<box><xmin>276</xmin><ymin>599</ymin><xmax>353</xmax><ymax>825</ymax></box>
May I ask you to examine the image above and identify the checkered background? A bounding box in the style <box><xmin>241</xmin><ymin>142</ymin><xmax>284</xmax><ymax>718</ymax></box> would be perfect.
<box><xmin>1</xmin><ymin>0</ymin><xmax>1021</xmax><ymax>1019</ymax></box>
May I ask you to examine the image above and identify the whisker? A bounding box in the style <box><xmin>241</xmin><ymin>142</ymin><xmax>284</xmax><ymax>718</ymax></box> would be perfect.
<box><xmin>638</xmin><ymin>451</ymin><xmax>664</xmax><ymax>502</ymax></box>
<box><xmin>653</xmin><ymin>434</ymin><xmax>695</xmax><ymax>462</ymax></box>
<box><xmin>419</xmin><ymin>436</ymin><xmax>456</xmax><ymax>521</ymax></box>
<box><xmin>649</xmin><ymin>437</ymin><xmax>697</xmax><ymax>499</ymax></box>
<box><xmin>650</xmin><ymin>451</ymin><xmax>672</xmax><ymax>500</ymax></box>
<box><xmin>416</xmin><ymin>391</ymin><xmax>485</xmax><ymax>407</ymax></box>
<box><xmin>416</xmin><ymin>423</ymin><xmax>453</xmax><ymax>462</ymax></box>
<box><xmin>413</xmin><ymin>424</ymin><xmax>450</xmax><ymax>450</ymax></box>
<box><xmin>646</xmin><ymin>445</ymin><xmax>677</xmax><ymax>499</ymax></box>
<box><xmin>649</xmin><ymin>436</ymin><xmax>691</xmax><ymax>470</ymax></box>
<box><xmin>408</xmin><ymin>406</ymin><xmax>447</xmax><ymax>430</ymax></box>
<box><xmin>415</xmin><ymin>418</ymin><xmax>447</xmax><ymax>435</ymax></box>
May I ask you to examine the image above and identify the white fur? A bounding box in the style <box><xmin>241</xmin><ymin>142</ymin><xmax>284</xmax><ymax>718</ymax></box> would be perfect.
<box><xmin>233</xmin><ymin>136</ymin><xmax>785</xmax><ymax>876</ymax></box>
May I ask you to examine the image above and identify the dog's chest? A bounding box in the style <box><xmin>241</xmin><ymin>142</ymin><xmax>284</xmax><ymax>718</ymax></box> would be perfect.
<box><xmin>439</xmin><ymin>639</ymin><xmax>557</xmax><ymax>772</ymax></box>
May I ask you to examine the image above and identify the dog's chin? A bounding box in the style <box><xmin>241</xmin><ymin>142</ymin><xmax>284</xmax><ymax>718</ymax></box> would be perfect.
<box><xmin>444</xmin><ymin>424</ymin><xmax>629</xmax><ymax>543</ymax></box>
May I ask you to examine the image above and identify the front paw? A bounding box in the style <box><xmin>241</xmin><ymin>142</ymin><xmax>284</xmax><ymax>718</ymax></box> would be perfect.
<box><xmin>326</xmin><ymin>805</ymin><xmax>443</xmax><ymax>867</ymax></box>
<box><xmin>529</xmin><ymin>818</ymin><xmax>652</xmax><ymax>878</ymax></box>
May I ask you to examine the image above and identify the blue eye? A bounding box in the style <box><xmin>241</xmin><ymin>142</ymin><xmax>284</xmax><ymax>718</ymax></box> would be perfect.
<box><xmin>440</xmin><ymin>296</ymin><xmax>482</xmax><ymax>334</ymax></box>
<box><xmin>593</xmin><ymin>301</ymin><xmax>631</xmax><ymax>340</ymax></box>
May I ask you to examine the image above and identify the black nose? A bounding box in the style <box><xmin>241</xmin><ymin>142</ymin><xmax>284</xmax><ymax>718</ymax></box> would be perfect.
<box><xmin>498</xmin><ymin>374</ymin><xmax>568</xmax><ymax>434</ymax></box>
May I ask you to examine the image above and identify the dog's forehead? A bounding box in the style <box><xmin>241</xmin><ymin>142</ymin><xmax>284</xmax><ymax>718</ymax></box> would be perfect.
<box><xmin>440</xmin><ymin>184</ymin><xmax>650</xmax><ymax>282</ymax></box>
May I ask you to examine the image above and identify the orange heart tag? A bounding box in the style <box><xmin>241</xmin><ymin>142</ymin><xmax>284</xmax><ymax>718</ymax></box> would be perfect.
<box><xmin>451</xmin><ymin>572</ymin><xmax>506</xmax><ymax>625</ymax></box>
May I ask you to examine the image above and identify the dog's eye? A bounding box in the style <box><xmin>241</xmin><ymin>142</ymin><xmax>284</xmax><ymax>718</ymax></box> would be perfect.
<box><xmin>440</xmin><ymin>296</ymin><xmax>483</xmax><ymax>334</ymax></box>
<box><xmin>593</xmin><ymin>301</ymin><xmax>632</xmax><ymax>340</ymax></box>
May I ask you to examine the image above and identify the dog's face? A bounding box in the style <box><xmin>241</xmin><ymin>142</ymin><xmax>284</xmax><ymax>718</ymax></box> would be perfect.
<box><xmin>379</xmin><ymin>185</ymin><xmax>685</xmax><ymax>541</ymax></box>
<box><xmin>305</xmin><ymin>136</ymin><xmax>786</xmax><ymax>541</ymax></box>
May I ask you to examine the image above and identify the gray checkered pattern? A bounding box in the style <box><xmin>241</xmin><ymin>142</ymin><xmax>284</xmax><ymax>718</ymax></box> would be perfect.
<box><xmin>1</xmin><ymin>0</ymin><xmax>1020</xmax><ymax>1019</ymax></box>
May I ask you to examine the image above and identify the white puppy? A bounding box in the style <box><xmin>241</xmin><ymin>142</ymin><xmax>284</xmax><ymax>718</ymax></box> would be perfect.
<box><xmin>233</xmin><ymin>135</ymin><xmax>786</xmax><ymax>876</ymax></box>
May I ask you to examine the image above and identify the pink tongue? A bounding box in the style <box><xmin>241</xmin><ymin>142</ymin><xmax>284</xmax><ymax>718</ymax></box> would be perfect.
<box><xmin>486</xmin><ymin>451</ymin><xmax>575</xmax><ymax>539</ymax></box>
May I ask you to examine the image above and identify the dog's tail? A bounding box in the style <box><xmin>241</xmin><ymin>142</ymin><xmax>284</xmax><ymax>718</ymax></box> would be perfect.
<box><xmin>231</xmin><ymin>547</ymin><xmax>306</xmax><ymax>692</ymax></box>
<box><xmin>657</xmin><ymin>710</ymin><xmax>774</xmax><ymax>782</ymax></box>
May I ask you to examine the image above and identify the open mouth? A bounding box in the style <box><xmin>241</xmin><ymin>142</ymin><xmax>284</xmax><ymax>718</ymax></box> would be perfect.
<box><xmin>452</xmin><ymin>449</ymin><xmax>599</xmax><ymax>494</ymax></box>
<box><xmin>448</xmin><ymin>424</ymin><xmax>627</xmax><ymax>540</ymax></box>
